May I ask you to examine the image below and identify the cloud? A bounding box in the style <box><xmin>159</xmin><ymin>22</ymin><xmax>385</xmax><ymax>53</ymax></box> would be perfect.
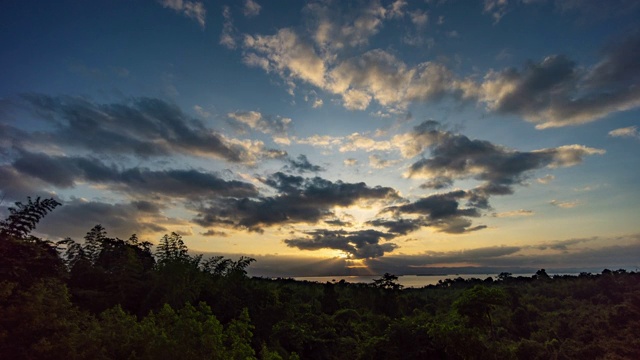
<box><xmin>0</xmin><ymin>165</ymin><xmax>56</xmax><ymax>202</ymax></box>
<box><xmin>305</xmin><ymin>0</ymin><xmax>389</xmax><ymax>51</ymax></box>
<box><xmin>158</xmin><ymin>0</ymin><xmax>206</xmax><ymax>28</ymax></box>
<box><xmin>409</xmin><ymin>9</ymin><xmax>428</xmax><ymax>28</ymax></box>
<box><xmin>405</xmin><ymin>121</ymin><xmax>604</xmax><ymax>196</ymax></box>
<box><xmin>227</xmin><ymin>110</ymin><xmax>292</xmax><ymax>137</ymax></box>
<box><xmin>493</xmin><ymin>209</ymin><xmax>534</xmax><ymax>217</ymax></box>
<box><xmin>609</xmin><ymin>125</ymin><xmax>639</xmax><ymax>139</ymax></box>
<box><xmin>17</xmin><ymin>94</ymin><xmax>280</xmax><ymax>164</ymax></box>
<box><xmin>220</xmin><ymin>6</ymin><xmax>237</xmax><ymax>49</ymax></box>
<box><xmin>368</xmin><ymin>154</ymin><xmax>399</xmax><ymax>169</ymax></box>
<box><xmin>285</xmin><ymin>229</ymin><xmax>398</xmax><ymax>259</ymax></box>
<box><xmin>243</xmin><ymin>0</ymin><xmax>261</xmax><ymax>17</ymax></box>
<box><xmin>339</xmin><ymin>133</ymin><xmax>392</xmax><ymax>152</ymax></box>
<box><xmin>193</xmin><ymin>105</ymin><xmax>211</xmax><ymax>118</ymax></box>
<box><xmin>234</xmin><ymin>3</ymin><xmax>640</xmax><ymax>124</ymax></box>
<box><xmin>383</xmin><ymin>190</ymin><xmax>484</xmax><ymax>234</ymax></box>
<box><xmin>537</xmin><ymin>174</ymin><xmax>555</xmax><ymax>184</ymax></box>
<box><xmin>10</xmin><ymin>151</ymin><xmax>259</xmax><ymax>200</ymax></box>
<box><xmin>194</xmin><ymin>172</ymin><xmax>399</xmax><ymax>231</ymax></box>
<box><xmin>240</xmin><ymin>6</ymin><xmax>473</xmax><ymax>111</ymax></box>
<box><xmin>201</xmin><ymin>230</ymin><xmax>228</xmax><ymax>237</ymax></box>
<box><xmin>484</xmin><ymin>0</ymin><xmax>510</xmax><ymax>23</ymax></box>
<box><xmin>243</xmin><ymin>28</ymin><xmax>327</xmax><ymax>89</ymax></box>
<box><xmin>294</xmin><ymin>134</ymin><xmax>343</xmax><ymax>148</ymax></box>
<box><xmin>479</xmin><ymin>33</ymin><xmax>640</xmax><ymax>128</ymax></box>
<box><xmin>372</xmin><ymin>120</ymin><xmax>602</xmax><ymax>233</ymax></box>
<box><xmin>366</xmin><ymin>217</ymin><xmax>427</xmax><ymax>235</ymax></box>
<box><xmin>419</xmin><ymin>177</ymin><xmax>454</xmax><ymax>190</ymax></box>
<box><xmin>550</xmin><ymin>199</ymin><xmax>580</xmax><ymax>208</ymax></box>
<box><xmin>284</xmin><ymin>154</ymin><xmax>324</xmax><ymax>173</ymax></box>
<box><xmin>343</xmin><ymin>158</ymin><xmax>358</xmax><ymax>167</ymax></box>
<box><xmin>37</xmin><ymin>198</ymin><xmax>178</xmax><ymax>240</ymax></box>
<box><xmin>237</xmin><ymin>234</ymin><xmax>640</xmax><ymax>276</ymax></box>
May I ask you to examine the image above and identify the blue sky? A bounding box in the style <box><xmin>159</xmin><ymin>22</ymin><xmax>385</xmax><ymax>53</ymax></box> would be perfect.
<box><xmin>1</xmin><ymin>0</ymin><xmax>639</xmax><ymax>276</ymax></box>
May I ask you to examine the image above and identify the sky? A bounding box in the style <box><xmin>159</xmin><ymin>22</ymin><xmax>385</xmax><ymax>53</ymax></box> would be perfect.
<box><xmin>1</xmin><ymin>0</ymin><xmax>639</xmax><ymax>277</ymax></box>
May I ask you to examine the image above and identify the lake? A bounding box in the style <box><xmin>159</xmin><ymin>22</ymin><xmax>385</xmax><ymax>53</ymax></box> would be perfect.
<box><xmin>293</xmin><ymin>274</ymin><xmax>502</xmax><ymax>288</ymax></box>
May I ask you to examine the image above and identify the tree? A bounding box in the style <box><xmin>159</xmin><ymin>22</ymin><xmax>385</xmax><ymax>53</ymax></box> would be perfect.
<box><xmin>0</xmin><ymin>197</ymin><xmax>60</xmax><ymax>240</ymax></box>
<box><xmin>371</xmin><ymin>273</ymin><xmax>403</xmax><ymax>291</ymax></box>
<box><xmin>453</xmin><ymin>285</ymin><xmax>509</xmax><ymax>339</ymax></box>
<box><xmin>0</xmin><ymin>197</ymin><xmax>65</xmax><ymax>284</ymax></box>
<box><xmin>156</xmin><ymin>232</ymin><xmax>189</xmax><ymax>264</ymax></box>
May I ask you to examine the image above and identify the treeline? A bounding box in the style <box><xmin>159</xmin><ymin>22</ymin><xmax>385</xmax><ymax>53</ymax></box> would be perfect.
<box><xmin>1</xmin><ymin>198</ymin><xmax>639</xmax><ymax>359</ymax></box>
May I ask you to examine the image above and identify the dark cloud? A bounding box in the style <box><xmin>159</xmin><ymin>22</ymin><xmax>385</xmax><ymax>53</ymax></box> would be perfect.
<box><xmin>401</xmin><ymin>121</ymin><xmax>603</xmax><ymax>230</ymax></box>
<box><xmin>10</xmin><ymin>151</ymin><xmax>258</xmax><ymax>200</ymax></box>
<box><xmin>419</xmin><ymin>176</ymin><xmax>454</xmax><ymax>189</ymax></box>
<box><xmin>16</xmin><ymin>94</ymin><xmax>280</xmax><ymax>163</ymax></box>
<box><xmin>0</xmin><ymin>165</ymin><xmax>56</xmax><ymax>202</ymax></box>
<box><xmin>37</xmin><ymin>198</ymin><xmax>174</xmax><ymax>240</ymax></box>
<box><xmin>366</xmin><ymin>217</ymin><xmax>426</xmax><ymax>235</ymax></box>
<box><xmin>284</xmin><ymin>229</ymin><xmax>398</xmax><ymax>259</ymax></box>
<box><xmin>284</xmin><ymin>154</ymin><xmax>324</xmax><ymax>173</ymax></box>
<box><xmin>378</xmin><ymin>189</ymin><xmax>486</xmax><ymax>234</ymax></box>
<box><xmin>481</xmin><ymin>33</ymin><xmax>640</xmax><ymax>128</ymax></box>
<box><xmin>200</xmin><ymin>229</ymin><xmax>228</xmax><ymax>237</ymax></box>
<box><xmin>194</xmin><ymin>172</ymin><xmax>399</xmax><ymax>231</ymax></box>
<box><xmin>324</xmin><ymin>218</ymin><xmax>354</xmax><ymax>227</ymax></box>
<box><xmin>13</xmin><ymin>151</ymin><xmax>118</xmax><ymax>188</ymax></box>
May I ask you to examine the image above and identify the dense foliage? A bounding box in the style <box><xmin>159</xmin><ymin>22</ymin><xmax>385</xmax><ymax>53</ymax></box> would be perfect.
<box><xmin>1</xmin><ymin>198</ymin><xmax>639</xmax><ymax>359</ymax></box>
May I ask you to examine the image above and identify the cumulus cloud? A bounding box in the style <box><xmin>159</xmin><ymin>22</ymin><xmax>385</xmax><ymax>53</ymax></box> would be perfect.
<box><xmin>285</xmin><ymin>229</ymin><xmax>398</xmax><ymax>259</ymax></box>
<box><xmin>609</xmin><ymin>125</ymin><xmax>639</xmax><ymax>139</ymax></box>
<box><xmin>405</xmin><ymin>121</ymin><xmax>604</xmax><ymax>196</ymax></box>
<box><xmin>243</xmin><ymin>28</ymin><xmax>327</xmax><ymax>89</ymax></box>
<box><xmin>159</xmin><ymin>0</ymin><xmax>206</xmax><ymax>28</ymax></box>
<box><xmin>479</xmin><ymin>33</ymin><xmax>640</xmax><ymax>128</ymax></box>
<box><xmin>240</xmin><ymin>5</ymin><xmax>474</xmax><ymax>111</ymax></box>
<box><xmin>16</xmin><ymin>94</ymin><xmax>280</xmax><ymax>164</ymax></box>
<box><xmin>367</xmin><ymin>120</ymin><xmax>603</xmax><ymax>234</ymax></box>
<box><xmin>233</xmin><ymin>2</ymin><xmax>640</xmax><ymax>125</ymax></box>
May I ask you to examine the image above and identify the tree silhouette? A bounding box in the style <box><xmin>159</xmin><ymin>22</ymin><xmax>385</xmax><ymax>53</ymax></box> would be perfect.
<box><xmin>0</xmin><ymin>197</ymin><xmax>60</xmax><ymax>239</ymax></box>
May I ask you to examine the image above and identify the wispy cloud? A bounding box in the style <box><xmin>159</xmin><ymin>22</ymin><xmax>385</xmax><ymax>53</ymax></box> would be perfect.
<box><xmin>158</xmin><ymin>0</ymin><xmax>206</xmax><ymax>28</ymax></box>
<box><xmin>550</xmin><ymin>199</ymin><xmax>580</xmax><ymax>208</ymax></box>
<box><xmin>220</xmin><ymin>6</ymin><xmax>237</xmax><ymax>49</ymax></box>
<box><xmin>493</xmin><ymin>209</ymin><xmax>534</xmax><ymax>218</ymax></box>
<box><xmin>609</xmin><ymin>125</ymin><xmax>639</xmax><ymax>139</ymax></box>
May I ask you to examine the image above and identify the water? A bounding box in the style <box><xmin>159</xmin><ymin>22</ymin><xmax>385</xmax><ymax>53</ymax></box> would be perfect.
<box><xmin>294</xmin><ymin>274</ymin><xmax>500</xmax><ymax>288</ymax></box>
